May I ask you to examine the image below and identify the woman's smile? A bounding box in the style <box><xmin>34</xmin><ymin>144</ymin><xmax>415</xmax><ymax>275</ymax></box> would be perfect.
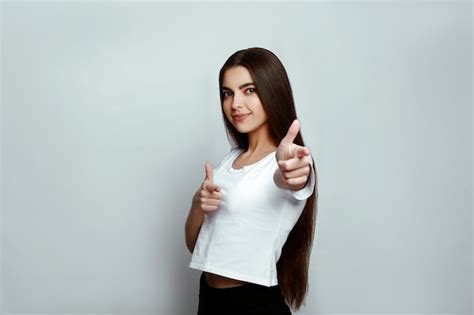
<box><xmin>234</xmin><ymin>113</ymin><xmax>251</xmax><ymax>123</ymax></box>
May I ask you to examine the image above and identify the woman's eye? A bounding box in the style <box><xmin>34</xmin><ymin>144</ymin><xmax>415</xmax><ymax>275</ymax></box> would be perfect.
<box><xmin>246</xmin><ymin>88</ymin><xmax>255</xmax><ymax>94</ymax></box>
<box><xmin>222</xmin><ymin>91</ymin><xmax>232</xmax><ymax>98</ymax></box>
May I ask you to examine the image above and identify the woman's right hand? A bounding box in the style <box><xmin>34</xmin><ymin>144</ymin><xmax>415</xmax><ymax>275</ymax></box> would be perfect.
<box><xmin>192</xmin><ymin>161</ymin><xmax>222</xmax><ymax>214</ymax></box>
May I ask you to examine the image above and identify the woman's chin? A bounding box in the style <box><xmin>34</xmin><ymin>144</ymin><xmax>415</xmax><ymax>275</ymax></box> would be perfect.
<box><xmin>235</xmin><ymin>125</ymin><xmax>250</xmax><ymax>133</ymax></box>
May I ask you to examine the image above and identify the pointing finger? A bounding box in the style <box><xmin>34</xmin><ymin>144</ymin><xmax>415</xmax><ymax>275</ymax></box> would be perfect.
<box><xmin>277</xmin><ymin>155</ymin><xmax>312</xmax><ymax>171</ymax></box>
<box><xmin>294</xmin><ymin>145</ymin><xmax>309</xmax><ymax>158</ymax></box>
<box><xmin>203</xmin><ymin>182</ymin><xmax>221</xmax><ymax>193</ymax></box>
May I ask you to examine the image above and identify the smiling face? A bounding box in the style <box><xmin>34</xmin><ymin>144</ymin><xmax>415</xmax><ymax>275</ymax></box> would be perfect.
<box><xmin>221</xmin><ymin>66</ymin><xmax>269</xmax><ymax>135</ymax></box>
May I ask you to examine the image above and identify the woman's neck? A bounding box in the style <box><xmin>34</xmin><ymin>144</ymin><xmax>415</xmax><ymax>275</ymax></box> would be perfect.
<box><xmin>246</xmin><ymin>123</ymin><xmax>276</xmax><ymax>154</ymax></box>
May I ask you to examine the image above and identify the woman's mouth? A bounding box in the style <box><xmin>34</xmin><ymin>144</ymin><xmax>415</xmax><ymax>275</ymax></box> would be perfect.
<box><xmin>234</xmin><ymin>114</ymin><xmax>250</xmax><ymax>123</ymax></box>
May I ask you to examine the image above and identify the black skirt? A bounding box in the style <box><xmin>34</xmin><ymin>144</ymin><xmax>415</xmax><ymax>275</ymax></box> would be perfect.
<box><xmin>197</xmin><ymin>271</ymin><xmax>292</xmax><ymax>315</ymax></box>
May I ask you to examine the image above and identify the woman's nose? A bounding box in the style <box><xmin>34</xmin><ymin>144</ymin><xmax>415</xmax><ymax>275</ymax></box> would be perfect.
<box><xmin>231</xmin><ymin>93</ymin><xmax>244</xmax><ymax>108</ymax></box>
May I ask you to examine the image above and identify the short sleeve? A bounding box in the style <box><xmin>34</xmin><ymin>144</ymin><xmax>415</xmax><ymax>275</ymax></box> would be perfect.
<box><xmin>290</xmin><ymin>155</ymin><xmax>316</xmax><ymax>201</ymax></box>
<box><xmin>212</xmin><ymin>146</ymin><xmax>239</xmax><ymax>175</ymax></box>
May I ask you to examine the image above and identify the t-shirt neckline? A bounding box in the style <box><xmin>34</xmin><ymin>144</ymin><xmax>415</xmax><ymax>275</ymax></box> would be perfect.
<box><xmin>227</xmin><ymin>148</ymin><xmax>276</xmax><ymax>174</ymax></box>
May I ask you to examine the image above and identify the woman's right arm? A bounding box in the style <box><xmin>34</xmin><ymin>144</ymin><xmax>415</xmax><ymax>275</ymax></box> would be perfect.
<box><xmin>185</xmin><ymin>161</ymin><xmax>222</xmax><ymax>254</ymax></box>
<box><xmin>185</xmin><ymin>194</ymin><xmax>205</xmax><ymax>254</ymax></box>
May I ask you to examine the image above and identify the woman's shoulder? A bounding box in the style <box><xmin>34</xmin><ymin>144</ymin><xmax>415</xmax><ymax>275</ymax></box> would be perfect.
<box><xmin>229</xmin><ymin>146</ymin><xmax>242</xmax><ymax>154</ymax></box>
<box><xmin>224</xmin><ymin>146</ymin><xmax>241</xmax><ymax>160</ymax></box>
<box><xmin>212</xmin><ymin>146</ymin><xmax>241</xmax><ymax>172</ymax></box>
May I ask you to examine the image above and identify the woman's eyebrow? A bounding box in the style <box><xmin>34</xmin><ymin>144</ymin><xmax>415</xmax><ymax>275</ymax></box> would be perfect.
<box><xmin>222</xmin><ymin>82</ymin><xmax>255</xmax><ymax>91</ymax></box>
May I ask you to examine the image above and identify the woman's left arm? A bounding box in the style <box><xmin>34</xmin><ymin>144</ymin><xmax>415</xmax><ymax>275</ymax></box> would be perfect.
<box><xmin>273</xmin><ymin>119</ymin><xmax>314</xmax><ymax>191</ymax></box>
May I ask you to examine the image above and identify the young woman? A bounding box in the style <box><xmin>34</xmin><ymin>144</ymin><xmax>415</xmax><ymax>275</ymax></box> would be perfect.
<box><xmin>185</xmin><ymin>47</ymin><xmax>318</xmax><ymax>315</ymax></box>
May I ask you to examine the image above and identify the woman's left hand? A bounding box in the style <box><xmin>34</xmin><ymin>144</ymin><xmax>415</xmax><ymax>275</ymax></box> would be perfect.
<box><xmin>274</xmin><ymin>119</ymin><xmax>312</xmax><ymax>191</ymax></box>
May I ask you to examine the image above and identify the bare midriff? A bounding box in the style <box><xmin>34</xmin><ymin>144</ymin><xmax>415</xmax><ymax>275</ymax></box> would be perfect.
<box><xmin>204</xmin><ymin>271</ymin><xmax>249</xmax><ymax>288</ymax></box>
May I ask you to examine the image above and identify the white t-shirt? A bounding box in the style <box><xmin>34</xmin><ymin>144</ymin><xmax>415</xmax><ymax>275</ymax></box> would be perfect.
<box><xmin>188</xmin><ymin>146</ymin><xmax>315</xmax><ymax>287</ymax></box>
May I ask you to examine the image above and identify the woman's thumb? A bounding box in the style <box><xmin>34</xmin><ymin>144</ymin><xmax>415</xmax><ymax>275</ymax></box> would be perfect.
<box><xmin>204</xmin><ymin>161</ymin><xmax>213</xmax><ymax>183</ymax></box>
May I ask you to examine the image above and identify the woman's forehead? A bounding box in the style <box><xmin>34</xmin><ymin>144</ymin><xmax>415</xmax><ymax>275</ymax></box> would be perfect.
<box><xmin>222</xmin><ymin>66</ymin><xmax>254</xmax><ymax>88</ymax></box>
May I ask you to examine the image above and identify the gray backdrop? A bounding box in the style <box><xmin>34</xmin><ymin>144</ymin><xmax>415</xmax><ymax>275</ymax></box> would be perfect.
<box><xmin>1</xmin><ymin>1</ymin><xmax>472</xmax><ymax>314</ymax></box>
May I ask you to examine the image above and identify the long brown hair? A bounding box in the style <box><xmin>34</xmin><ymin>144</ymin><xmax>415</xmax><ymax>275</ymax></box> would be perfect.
<box><xmin>217</xmin><ymin>47</ymin><xmax>319</xmax><ymax>311</ymax></box>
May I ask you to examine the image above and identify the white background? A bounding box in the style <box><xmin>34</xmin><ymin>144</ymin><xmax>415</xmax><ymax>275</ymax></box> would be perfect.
<box><xmin>1</xmin><ymin>1</ymin><xmax>472</xmax><ymax>314</ymax></box>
